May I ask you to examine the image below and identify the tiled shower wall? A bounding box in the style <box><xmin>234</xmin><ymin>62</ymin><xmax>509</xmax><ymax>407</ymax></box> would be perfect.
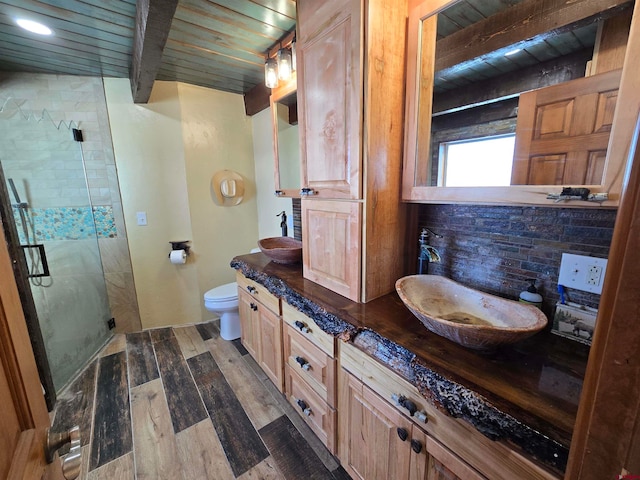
<box><xmin>0</xmin><ymin>72</ymin><xmax>141</xmax><ymax>333</ymax></box>
<box><xmin>417</xmin><ymin>204</ymin><xmax>617</xmax><ymax>319</ymax></box>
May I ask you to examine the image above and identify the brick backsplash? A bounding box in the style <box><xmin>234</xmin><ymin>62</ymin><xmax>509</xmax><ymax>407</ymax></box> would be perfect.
<box><xmin>292</xmin><ymin>198</ymin><xmax>302</xmax><ymax>241</ymax></box>
<box><xmin>417</xmin><ymin>204</ymin><xmax>617</xmax><ymax>319</ymax></box>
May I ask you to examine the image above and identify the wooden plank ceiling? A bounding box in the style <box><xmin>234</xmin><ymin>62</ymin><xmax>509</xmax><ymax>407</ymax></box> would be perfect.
<box><xmin>433</xmin><ymin>0</ymin><xmax>631</xmax><ymax>95</ymax></box>
<box><xmin>0</xmin><ymin>0</ymin><xmax>630</xmax><ymax>108</ymax></box>
<box><xmin>0</xmin><ymin>0</ymin><xmax>296</xmax><ymax>103</ymax></box>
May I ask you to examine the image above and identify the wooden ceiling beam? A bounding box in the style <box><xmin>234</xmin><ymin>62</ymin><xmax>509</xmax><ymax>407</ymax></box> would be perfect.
<box><xmin>130</xmin><ymin>0</ymin><xmax>179</xmax><ymax>104</ymax></box>
<box><xmin>244</xmin><ymin>81</ymin><xmax>271</xmax><ymax>116</ymax></box>
<box><xmin>435</xmin><ymin>0</ymin><xmax>633</xmax><ymax>72</ymax></box>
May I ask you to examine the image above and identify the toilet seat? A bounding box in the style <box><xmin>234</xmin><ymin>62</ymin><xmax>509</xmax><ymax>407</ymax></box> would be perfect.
<box><xmin>204</xmin><ymin>282</ymin><xmax>238</xmax><ymax>302</ymax></box>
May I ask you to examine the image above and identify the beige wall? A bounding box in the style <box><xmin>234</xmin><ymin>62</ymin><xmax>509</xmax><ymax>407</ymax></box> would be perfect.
<box><xmin>251</xmin><ymin>107</ymin><xmax>294</xmax><ymax>238</ymax></box>
<box><xmin>176</xmin><ymin>82</ymin><xmax>259</xmax><ymax>320</ymax></box>
<box><xmin>104</xmin><ymin>79</ymin><xmax>260</xmax><ymax>328</ymax></box>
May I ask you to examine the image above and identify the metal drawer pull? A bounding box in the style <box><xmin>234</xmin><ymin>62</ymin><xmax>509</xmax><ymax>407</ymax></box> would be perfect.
<box><xmin>391</xmin><ymin>394</ymin><xmax>428</xmax><ymax>423</ymax></box>
<box><xmin>246</xmin><ymin>285</ymin><xmax>257</xmax><ymax>293</ymax></box>
<box><xmin>250</xmin><ymin>303</ymin><xmax>258</xmax><ymax>311</ymax></box>
<box><xmin>414</xmin><ymin>411</ymin><xmax>428</xmax><ymax>424</ymax></box>
<box><xmin>397</xmin><ymin>427</ymin><xmax>408</xmax><ymax>441</ymax></box>
<box><xmin>411</xmin><ymin>439</ymin><xmax>423</xmax><ymax>454</ymax></box>
<box><xmin>295</xmin><ymin>398</ymin><xmax>312</xmax><ymax>416</ymax></box>
<box><xmin>294</xmin><ymin>320</ymin><xmax>310</xmax><ymax>333</ymax></box>
<box><xmin>295</xmin><ymin>356</ymin><xmax>311</xmax><ymax>370</ymax></box>
<box><xmin>300</xmin><ymin>187</ymin><xmax>317</xmax><ymax>196</ymax></box>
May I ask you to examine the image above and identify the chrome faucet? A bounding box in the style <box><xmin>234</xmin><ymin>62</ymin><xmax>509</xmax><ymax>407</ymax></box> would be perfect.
<box><xmin>418</xmin><ymin>228</ymin><xmax>442</xmax><ymax>274</ymax></box>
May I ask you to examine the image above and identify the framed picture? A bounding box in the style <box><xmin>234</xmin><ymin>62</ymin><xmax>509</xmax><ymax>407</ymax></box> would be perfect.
<box><xmin>552</xmin><ymin>303</ymin><xmax>598</xmax><ymax>346</ymax></box>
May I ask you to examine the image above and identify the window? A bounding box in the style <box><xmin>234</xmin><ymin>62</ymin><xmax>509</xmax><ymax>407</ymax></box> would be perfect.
<box><xmin>438</xmin><ymin>134</ymin><xmax>515</xmax><ymax>187</ymax></box>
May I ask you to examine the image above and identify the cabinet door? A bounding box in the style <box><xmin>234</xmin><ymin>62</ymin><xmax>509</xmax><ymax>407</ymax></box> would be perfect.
<box><xmin>297</xmin><ymin>0</ymin><xmax>362</xmax><ymax>199</ymax></box>
<box><xmin>339</xmin><ymin>370</ymin><xmax>412</xmax><ymax>480</ymax></box>
<box><xmin>258</xmin><ymin>304</ymin><xmax>283</xmax><ymax>392</ymax></box>
<box><xmin>302</xmin><ymin>199</ymin><xmax>362</xmax><ymax>302</ymax></box>
<box><xmin>410</xmin><ymin>428</ymin><xmax>486</xmax><ymax>480</ymax></box>
<box><xmin>238</xmin><ymin>289</ymin><xmax>260</xmax><ymax>360</ymax></box>
<box><xmin>511</xmin><ymin>69</ymin><xmax>621</xmax><ymax>185</ymax></box>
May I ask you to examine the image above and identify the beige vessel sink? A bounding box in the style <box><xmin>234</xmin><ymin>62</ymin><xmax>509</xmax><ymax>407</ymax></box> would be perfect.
<box><xmin>395</xmin><ymin>275</ymin><xmax>547</xmax><ymax>351</ymax></box>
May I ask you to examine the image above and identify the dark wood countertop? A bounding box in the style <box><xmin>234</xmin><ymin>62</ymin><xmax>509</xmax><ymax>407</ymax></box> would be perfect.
<box><xmin>231</xmin><ymin>253</ymin><xmax>589</xmax><ymax>473</ymax></box>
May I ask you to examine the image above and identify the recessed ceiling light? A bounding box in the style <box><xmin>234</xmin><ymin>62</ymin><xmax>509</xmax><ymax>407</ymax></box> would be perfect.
<box><xmin>504</xmin><ymin>48</ymin><xmax>522</xmax><ymax>57</ymax></box>
<box><xmin>16</xmin><ymin>19</ymin><xmax>53</xmax><ymax>35</ymax></box>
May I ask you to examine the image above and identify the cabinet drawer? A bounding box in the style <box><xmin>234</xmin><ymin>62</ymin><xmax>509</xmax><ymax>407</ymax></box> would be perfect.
<box><xmin>282</xmin><ymin>302</ymin><xmax>335</xmax><ymax>357</ymax></box>
<box><xmin>285</xmin><ymin>365</ymin><xmax>336</xmax><ymax>454</ymax></box>
<box><xmin>339</xmin><ymin>342</ymin><xmax>559</xmax><ymax>480</ymax></box>
<box><xmin>284</xmin><ymin>323</ymin><xmax>336</xmax><ymax>407</ymax></box>
<box><xmin>236</xmin><ymin>272</ymin><xmax>280</xmax><ymax>315</ymax></box>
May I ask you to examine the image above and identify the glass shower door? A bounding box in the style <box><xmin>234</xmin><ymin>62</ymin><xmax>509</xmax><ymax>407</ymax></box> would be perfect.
<box><xmin>0</xmin><ymin>110</ymin><xmax>112</xmax><ymax>393</ymax></box>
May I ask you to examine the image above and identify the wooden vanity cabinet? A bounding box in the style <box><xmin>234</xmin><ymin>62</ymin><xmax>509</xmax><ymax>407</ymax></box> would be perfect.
<box><xmin>296</xmin><ymin>0</ymin><xmax>408</xmax><ymax>303</ymax></box>
<box><xmin>339</xmin><ymin>369</ymin><xmax>485</xmax><ymax>480</ymax></box>
<box><xmin>338</xmin><ymin>341</ymin><xmax>560</xmax><ymax>480</ymax></box>
<box><xmin>236</xmin><ymin>273</ymin><xmax>283</xmax><ymax>392</ymax></box>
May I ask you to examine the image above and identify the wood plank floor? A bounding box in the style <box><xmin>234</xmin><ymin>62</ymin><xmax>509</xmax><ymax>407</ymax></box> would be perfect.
<box><xmin>51</xmin><ymin>321</ymin><xmax>350</xmax><ymax>480</ymax></box>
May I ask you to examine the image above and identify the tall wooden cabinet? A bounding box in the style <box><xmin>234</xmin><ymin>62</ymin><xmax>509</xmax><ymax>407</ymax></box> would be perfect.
<box><xmin>297</xmin><ymin>0</ymin><xmax>409</xmax><ymax>303</ymax></box>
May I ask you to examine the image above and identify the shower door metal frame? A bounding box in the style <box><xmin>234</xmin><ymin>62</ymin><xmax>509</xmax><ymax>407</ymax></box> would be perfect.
<box><xmin>0</xmin><ymin>164</ymin><xmax>56</xmax><ymax>409</ymax></box>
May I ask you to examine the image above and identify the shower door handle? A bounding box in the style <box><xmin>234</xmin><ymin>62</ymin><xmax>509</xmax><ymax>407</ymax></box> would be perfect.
<box><xmin>20</xmin><ymin>244</ymin><xmax>50</xmax><ymax>278</ymax></box>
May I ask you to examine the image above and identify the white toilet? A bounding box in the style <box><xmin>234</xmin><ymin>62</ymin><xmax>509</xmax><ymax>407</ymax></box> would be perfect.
<box><xmin>204</xmin><ymin>282</ymin><xmax>240</xmax><ymax>341</ymax></box>
<box><xmin>204</xmin><ymin>248</ymin><xmax>260</xmax><ymax>341</ymax></box>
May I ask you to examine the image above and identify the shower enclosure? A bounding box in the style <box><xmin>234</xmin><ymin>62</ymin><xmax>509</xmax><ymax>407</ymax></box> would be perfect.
<box><xmin>0</xmin><ymin>103</ymin><xmax>113</xmax><ymax>400</ymax></box>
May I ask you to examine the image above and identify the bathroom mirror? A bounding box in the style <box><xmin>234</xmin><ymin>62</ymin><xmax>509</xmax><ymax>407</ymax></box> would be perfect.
<box><xmin>271</xmin><ymin>76</ymin><xmax>301</xmax><ymax>197</ymax></box>
<box><xmin>402</xmin><ymin>0</ymin><xmax>633</xmax><ymax>205</ymax></box>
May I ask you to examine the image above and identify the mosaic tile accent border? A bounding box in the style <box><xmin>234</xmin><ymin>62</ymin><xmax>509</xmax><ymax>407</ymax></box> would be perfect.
<box><xmin>12</xmin><ymin>205</ymin><xmax>117</xmax><ymax>242</ymax></box>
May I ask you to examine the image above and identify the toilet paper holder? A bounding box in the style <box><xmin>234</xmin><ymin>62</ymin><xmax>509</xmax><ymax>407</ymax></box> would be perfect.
<box><xmin>169</xmin><ymin>240</ymin><xmax>191</xmax><ymax>257</ymax></box>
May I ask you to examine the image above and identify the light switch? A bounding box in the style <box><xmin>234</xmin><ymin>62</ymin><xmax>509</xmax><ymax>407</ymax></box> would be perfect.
<box><xmin>136</xmin><ymin>211</ymin><xmax>147</xmax><ymax>226</ymax></box>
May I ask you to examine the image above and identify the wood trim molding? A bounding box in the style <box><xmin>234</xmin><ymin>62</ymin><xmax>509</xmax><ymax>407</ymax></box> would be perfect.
<box><xmin>565</xmin><ymin>112</ymin><xmax>640</xmax><ymax>477</ymax></box>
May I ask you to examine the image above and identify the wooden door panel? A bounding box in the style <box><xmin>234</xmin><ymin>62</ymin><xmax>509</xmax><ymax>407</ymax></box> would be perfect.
<box><xmin>302</xmin><ymin>199</ymin><xmax>362</xmax><ymax>302</ymax></box>
<box><xmin>512</xmin><ymin>69</ymin><xmax>622</xmax><ymax>185</ymax></box>
<box><xmin>410</xmin><ymin>427</ymin><xmax>486</xmax><ymax>480</ymax></box>
<box><xmin>258</xmin><ymin>305</ymin><xmax>283</xmax><ymax>392</ymax></box>
<box><xmin>0</xmin><ymin>221</ymin><xmax>54</xmax><ymax>478</ymax></box>
<box><xmin>534</xmin><ymin>100</ymin><xmax>574</xmax><ymax>140</ymax></box>
<box><xmin>297</xmin><ymin>0</ymin><xmax>361</xmax><ymax>199</ymax></box>
<box><xmin>585</xmin><ymin>150</ymin><xmax>607</xmax><ymax>184</ymax></box>
<box><xmin>340</xmin><ymin>372</ymin><xmax>411</xmax><ymax>480</ymax></box>
<box><xmin>237</xmin><ymin>289</ymin><xmax>259</xmax><ymax>360</ymax></box>
<box><xmin>528</xmin><ymin>155</ymin><xmax>567</xmax><ymax>185</ymax></box>
<box><xmin>0</xmin><ymin>357</ymin><xmax>22</xmax><ymax>479</ymax></box>
<box><xmin>594</xmin><ymin>90</ymin><xmax>619</xmax><ymax>133</ymax></box>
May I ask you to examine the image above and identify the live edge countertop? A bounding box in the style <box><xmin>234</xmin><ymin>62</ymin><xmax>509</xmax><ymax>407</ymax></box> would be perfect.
<box><xmin>231</xmin><ymin>253</ymin><xmax>589</xmax><ymax>474</ymax></box>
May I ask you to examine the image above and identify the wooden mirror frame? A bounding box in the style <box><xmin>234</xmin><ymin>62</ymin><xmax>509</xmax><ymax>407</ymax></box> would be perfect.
<box><xmin>270</xmin><ymin>74</ymin><xmax>300</xmax><ymax>198</ymax></box>
<box><xmin>402</xmin><ymin>0</ymin><xmax>638</xmax><ymax>207</ymax></box>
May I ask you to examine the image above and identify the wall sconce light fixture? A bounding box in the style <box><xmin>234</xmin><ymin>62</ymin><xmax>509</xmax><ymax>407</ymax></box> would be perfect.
<box><xmin>265</xmin><ymin>57</ymin><xmax>279</xmax><ymax>88</ymax></box>
<box><xmin>264</xmin><ymin>29</ymin><xmax>296</xmax><ymax>88</ymax></box>
<box><xmin>277</xmin><ymin>47</ymin><xmax>293</xmax><ymax>81</ymax></box>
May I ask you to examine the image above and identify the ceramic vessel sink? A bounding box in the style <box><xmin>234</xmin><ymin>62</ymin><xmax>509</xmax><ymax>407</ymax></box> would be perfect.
<box><xmin>395</xmin><ymin>275</ymin><xmax>547</xmax><ymax>351</ymax></box>
<box><xmin>258</xmin><ymin>237</ymin><xmax>303</xmax><ymax>264</ymax></box>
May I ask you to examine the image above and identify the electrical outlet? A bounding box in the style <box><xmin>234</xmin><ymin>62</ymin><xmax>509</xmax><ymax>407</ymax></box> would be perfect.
<box><xmin>587</xmin><ymin>265</ymin><xmax>603</xmax><ymax>286</ymax></box>
<box><xmin>558</xmin><ymin>253</ymin><xmax>608</xmax><ymax>294</ymax></box>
